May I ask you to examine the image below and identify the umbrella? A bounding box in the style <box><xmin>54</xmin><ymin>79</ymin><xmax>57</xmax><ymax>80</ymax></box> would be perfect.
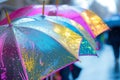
<box><xmin>0</xmin><ymin>5</ymin><xmax>97</xmax><ymax>55</ymax></box>
<box><xmin>48</xmin><ymin>5</ymin><xmax>94</xmax><ymax>38</ymax></box>
<box><xmin>46</xmin><ymin>16</ymin><xmax>97</xmax><ymax>55</ymax></box>
<box><xmin>47</xmin><ymin>5</ymin><xmax>109</xmax><ymax>38</ymax></box>
<box><xmin>0</xmin><ymin>5</ymin><xmax>109</xmax><ymax>38</ymax></box>
<box><xmin>17</xmin><ymin>7</ymin><xmax>97</xmax><ymax>55</ymax></box>
<box><xmin>0</xmin><ymin>11</ymin><xmax>82</xmax><ymax>79</ymax></box>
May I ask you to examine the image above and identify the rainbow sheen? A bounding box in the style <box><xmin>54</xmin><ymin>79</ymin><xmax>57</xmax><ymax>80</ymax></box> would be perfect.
<box><xmin>0</xmin><ymin>15</ymin><xmax>82</xmax><ymax>80</ymax></box>
<box><xmin>81</xmin><ymin>10</ymin><xmax>109</xmax><ymax>37</ymax></box>
<box><xmin>47</xmin><ymin>16</ymin><xmax>97</xmax><ymax>55</ymax></box>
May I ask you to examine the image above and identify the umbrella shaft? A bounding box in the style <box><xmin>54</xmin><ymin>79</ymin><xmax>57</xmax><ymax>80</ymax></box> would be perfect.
<box><xmin>42</xmin><ymin>0</ymin><xmax>45</xmax><ymax>16</ymax></box>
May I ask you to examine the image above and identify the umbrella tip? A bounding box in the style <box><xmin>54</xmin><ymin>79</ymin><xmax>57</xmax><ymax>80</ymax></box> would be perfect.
<box><xmin>56</xmin><ymin>0</ymin><xmax>59</xmax><ymax>6</ymax></box>
<box><xmin>42</xmin><ymin>0</ymin><xmax>45</xmax><ymax>16</ymax></box>
<box><xmin>2</xmin><ymin>8</ymin><xmax>12</xmax><ymax>27</ymax></box>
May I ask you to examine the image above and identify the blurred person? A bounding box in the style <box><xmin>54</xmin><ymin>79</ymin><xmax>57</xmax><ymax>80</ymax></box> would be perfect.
<box><xmin>43</xmin><ymin>64</ymin><xmax>82</xmax><ymax>80</ymax></box>
<box><xmin>107</xmin><ymin>26</ymin><xmax>120</xmax><ymax>63</ymax></box>
<box><xmin>107</xmin><ymin>26</ymin><xmax>120</xmax><ymax>73</ymax></box>
<box><xmin>59</xmin><ymin>64</ymin><xmax>82</xmax><ymax>80</ymax></box>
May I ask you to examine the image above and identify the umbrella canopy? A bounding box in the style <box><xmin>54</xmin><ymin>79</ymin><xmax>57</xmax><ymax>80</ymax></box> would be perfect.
<box><xmin>0</xmin><ymin>15</ymin><xmax>82</xmax><ymax>80</ymax></box>
<box><xmin>48</xmin><ymin>5</ymin><xmax>109</xmax><ymax>38</ymax></box>
<box><xmin>0</xmin><ymin>5</ymin><xmax>109</xmax><ymax>38</ymax></box>
<box><xmin>0</xmin><ymin>5</ymin><xmax>97</xmax><ymax>55</ymax></box>
<box><xmin>47</xmin><ymin>5</ymin><xmax>94</xmax><ymax>38</ymax></box>
<box><xmin>46</xmin><ymin>16</ymin><xmax>96</xmax><ymax>55</ymax></box>
<box><xmin>15</xmin><ymin>14</ymin><xmax>97</xmax><ymax>55</ymax></box>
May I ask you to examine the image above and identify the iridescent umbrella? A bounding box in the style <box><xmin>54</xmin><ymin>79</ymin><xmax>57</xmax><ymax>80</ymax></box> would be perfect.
<box><xmin>0</xmin><ymin>5</ymin><xmax>109</xmax><ymax>38</ymax></box>
<box><xmin>48</xmin><ymin>5</ymin><xmax>109</xmax><ymax>38</ymax></box>
<box><xmin>28</xmin><ymin>7</ymin><xmax>97</xmax><ymax>55</ymax></box>
<box><xmin>0</xmin><ymin>5</ymin><xmax>94</xmax><ymax>38</ymax></box>
<box><xmin>0</xmin><ymin>5</ymin><xmax>97</xmax><ymax>55</ymax></box>
<box><xmin>47</xmin><ymin>16</ymin><xmax>96</xmax><ymax>55</ymax></box>
<box><xmin>0</xmin><ymin>9</ymin><xmax>82</xmax><ymax>80</ymax></box>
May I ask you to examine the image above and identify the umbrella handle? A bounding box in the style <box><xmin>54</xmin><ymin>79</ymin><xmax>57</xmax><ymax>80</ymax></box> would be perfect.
<box><xmin>56</xmin><ymin>0</ymin><xmax>59</xmax><ymax>7</ymax></box>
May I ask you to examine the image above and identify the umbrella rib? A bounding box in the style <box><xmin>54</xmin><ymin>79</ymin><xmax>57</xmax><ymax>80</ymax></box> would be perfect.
<box><xmin>11</xmin><ymin>28</ymin><xmax>29</xmax><ymax>80</ymax></box>
<box><xmin>0</xmin><ymin>27</ymin><xmax>12</xmax><ymax>70</ymax></box>
<box><xmin>0</xmin><ymin>32</ymin><xmax>7</xmax><ymax>68</ymax></box>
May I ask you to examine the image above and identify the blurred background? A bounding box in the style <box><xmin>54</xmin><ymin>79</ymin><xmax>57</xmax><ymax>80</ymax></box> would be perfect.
<box><xmin>0</xmin><ymin>0</ymin><xmax>120</xmax><ymax>19</ymax></box>
<box><xmin>0</xmin><ymin>0</ymin><xmax>120</xmax><ymax>80</ymax></box>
